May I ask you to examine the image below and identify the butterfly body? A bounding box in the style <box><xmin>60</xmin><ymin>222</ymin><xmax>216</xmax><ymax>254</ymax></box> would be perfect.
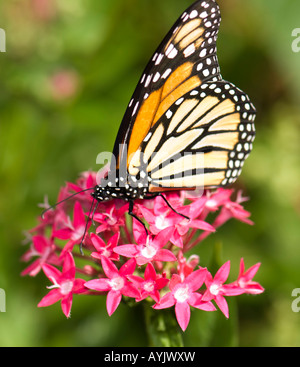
<box><xmin>92</xmin><ymin>171</ymin><xmax>150</xmax><ymax>202</ymax></box>
<box><xmin>92</xmin><ymin>0</ymin><xmax>256</xmax><ymax>205</ymax></box>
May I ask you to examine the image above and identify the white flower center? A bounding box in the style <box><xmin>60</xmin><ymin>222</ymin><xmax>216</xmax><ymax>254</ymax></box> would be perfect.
<box><xmin>143</xmin><ymin>281</ymin><xmax>155</xmax><ymax>293</ymax></box>
<box><xmin>141</xmin><ymin>245</ymin><xmax>157</xmax><ymax>259</ymax></box>
<box><xmin>60</xmin><ymin>280</ymin><xmax>74</xmax><ymax>295</ymax></box>
<box><xmin>210</xmin><ymin>284</ymin><xmax>221</xmax><ymax>296</ymax></box>
<box><xmin>174</xmin><ymin>285</ymin><xmax>190</xmax><ymax>303</ymax></box>
<box><xmin>206</xmin><ymin>199</ymin><xmax>217</xmax><ymax>209</ymax></box>
<box><xmin>155</xmin><ymin>215</ymin><xmax>171</xmax><ymax>230</ymax></box>
<box><xmin>109</xmin><ymin>276</ymin><xmax>124</xmax><ymax>291</ymax></box>
<box><xmin>101</xmin><ymin>248</ymin><xmax>111</xmax><ymax>257</ymax></box>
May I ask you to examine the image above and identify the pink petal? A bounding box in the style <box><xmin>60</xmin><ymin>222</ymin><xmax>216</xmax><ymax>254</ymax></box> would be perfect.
<box><xmin>196</xmin><ymin>301</ymin><xmax>216</xmax><ymax>312</ymax></box>
<box><xmin>113</xmin><ymin>245</ymin><xmax>138</xmax><ymax>258</ymax></box>
<box><xmin>154</xmin><ymin>227</ymin><xmax>174</xmax><ymax>248</ymax></box>
<box><xmin>222</xmin><ymin>284</ymin><xmax>246</xmax><ymax>296</ymax></box>
<box><xmin>32</xmin><ymin>235</ymin><xmax>48</xmax><ymax>252</ymax></box>
<box><xmin>53</xmin><ymin>228</ymin><xmax>72</xmax><ymax>240</ymax></box>
<box><xmin>144</xmin><ymin>263</ymin><xmax>156</xmax><ymax>281</ymax></box>
<box><xmin>215</xmin><ymin>295</ymin><xmax>229</xmax><ymax>318</ymax></box>
<box><xmin>121</xmin><ymin>283</ymin><xmax>140</xmax><ymax>298</ymax></box>
<box><xmin>243</xmin><ymin>283</ymin><xmax>265</xmax><ymax>295</ymax></box>
<box><xmin>119</xmin><ymin>258</ymin><xmax>137</xmax><ymax>276</ymax></box>
<box><xmin>215</xmin><ymin>261</ymin><xmax>231</xmax><ymax>284</ymax></box>
<box><xmin>42</xmin><ymin>263</ymin><xmax>61</xmax><ymax>284</ymax></box>
<box><xmin>156</xmin><ymin>277</ymin><xmax>169</xmax><ymax>290</ymax></box>
<box><xmin>150</xmin><ymin>290</ymin><xmax>161</xmax><ymax>303</ymax></box>
<box><xmin>190</xmin><ymin>219</ymin><xmax>215</xmax><ymax>232</ymax></box>
<box><xmin>21</xmin><ymin>259</ymin><xmax>42</xmax><ymax>277</ymax></box>
<box><xmin>73</xmin><ymin>279</ymin><xmax>87</xmax><ymax>294</ymax></box>
<box><xmin>90</xmin><ymin>233</ymin><xmax>106</xmax><ymax>251</ymax></box>
<box><xmin>190</xmin><ymin>294</ymin><xmax>216</xmax><ymax>311</ymax></box>
<box><xmin>138</xmin><ymin>205</ymin><xmax>156</xmax><ymax>224</ymax></box>
<box><xmin>101</xmin><ymin>256</ymin><xmax>119</xmax><ymax>278</ymax></box>
<box><xmin>127</xmin><ymin>275</ymin><xmax>144</xmax><ymax>286</ymax></box>
<box><xmin>175</xmin><ymin>301</ymin><xmax>190</xmax><ymax>331</ymax></box>
<box><xmin>185</xmin><ymin>268</ymin><xmax>207</xmax><ymax>292</ymax></box>
<box><xmin>84</xmin><ymin>278</ymin><xmax>111</xmax><ymax>292</ymax></box>
<box><xmin>188</xmin><ymin>292</ymin><xmax>203</xmax><ymax>306</ymax></box>
<box><xmin>153</xmin><ymin>292</ymin><xmax>175</xmax><ymax>309</ymax></box>
<box><xmin>170</xmin><ymin>231</ymin><xmax>183</xmax><ymax>248</ymax></box>
<box><xmin>154</xmin><ymin>249</ymin><xmax>177</xmax><ymax>263</ymax></box>
<box><xmin>242</xmin><ymin>263</ymin><xmax>261</xmax><ymax>282</ymax></box>
<box><xmin>108</xmin><ymin>232</ymin><xmax>120</xmax><ymax>248</ymax></box>
<box><xmin>73</xmin><ymin>201</ymin><xmax>86</xmax><ymax>228</ymax></box>
<box><xmin>132</xmin><ymin>219</ymin><xmax>148</xmax><ymax>244</ymax></box>
<box><xmin>169</xmin><ymin>274</ymin><xmax>182</xmax><ymax>291</ymax></box>
<box><xmin>38</xmin><ymin>289</ymin><xmax>62</xmax><ymax>307</ymax></box>
<box><xmin>61</xmin><ymin>294</ymin><xmax>73</xmax><ymax>318</ymax></box>
<box><xmin>62</xmin><ymin>252</ymin><xmax>75</xmax><ymax>279</ymax></box>
<box><xmin>238</xmin><ymin>258</ymin><xmax>246</xmax><ymax>277</ymax></box>
<box><xmin>106</xmin><ymin>290</ymin><xmax>122</xmax><ymax>316</ymax></box>
<box><xmin>188</xmin><ymin>199</ymin><xmax>206</xmax><ymax>218</ymax></box>
<box><xmin>92</xmin><ymin>213</ymin><xmax>105</xmax><ymax>223</ymax></box>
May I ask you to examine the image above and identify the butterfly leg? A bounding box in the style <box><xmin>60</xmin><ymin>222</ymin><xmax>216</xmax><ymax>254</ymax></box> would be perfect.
<box><xmin>157</xmin><ymin>193</ymin><xmax>190</xmax><ymax>221</ymax></box>
<box><xmin>144</xmin><ymin>193</ymin><xmax>190</xmax><ymax>221</ymax></box>
<box><xmin>128</xmin><ymin>200</ymin><xmax>149</xmax><ymax>236</ymax></box>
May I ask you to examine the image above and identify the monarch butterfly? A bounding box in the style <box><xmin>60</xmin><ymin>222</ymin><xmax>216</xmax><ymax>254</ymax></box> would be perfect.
<box><xmin>92</xmin><ymin>0</ymin><xmax>256</xmax><ymax>216</ymax></box>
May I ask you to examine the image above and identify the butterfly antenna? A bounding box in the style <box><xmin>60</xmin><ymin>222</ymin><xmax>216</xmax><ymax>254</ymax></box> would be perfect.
<box><xmin>41</xmin><ymin>187</ymin><xmax>96</xmax><ymax>219</ymax></box>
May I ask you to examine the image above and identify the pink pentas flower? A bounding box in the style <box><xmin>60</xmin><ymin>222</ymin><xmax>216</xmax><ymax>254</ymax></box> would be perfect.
<box><xmin>30</xmin><ymin>196</ymin><xmax>68</xmax><ymax>235</ymax></box>
<box><xmin>67</xmin><ymin>171</ymin><xmax>97</xmax><ymax>194</ymax></box>
<box><xmin>177</xmin><ymin>251</ymin><xmax>200</xmax><ymax>280</ymax></box>
<box><xmin>113</xmin><ymin>224</ymin><xmax>177</xmax><ymax>266</ymax></box>
<box><xmin>23</xmin><ymin>169</ymin><xmax>264</xmax><ymax>331</ymax></box>
<box><xmin>139</xmin><ymin>195</ymin><xmax>215</xmax><ymax>248</ymax></box>
<box><xmin>38</xmin><ymin>252</ymin><xmax>86</xmax><ymax>318</ymax></box>
<box><xmin>204</xmin><ymin>188</ymin><xmax>234</xmax><ymax>212</ymax></box>
<box><xmin>84</xmin><ymin>257</ymin><xmax>139</xmax><ymax>316</ymax></box>
<box><xmin>128</xmin><ymin>263</ymin><xmax>169</xmax><ymax>303</ymax></box>
<box><xmin>92</xmin><ymin>201</ymin><xmax>128</xmax><ymax>233</ymax></box>
<box><xmin>53</xmin><ymin>201</ymin><xmax>90</xmax><ymax>257</ymax></box>
<box><xmin>21</xmin><ymin>235</ymin><xmax>61</xmax><ymax>277</ymax></box>
<box><xmin>232</xmin><ymin>258</ymin><xmax>264</xmax><ymax>295</ymax></box>
<box><xmin>202</xmin><ymin>261</ymin><xmax>243</xmax><ymax>318</ymax></box>
<box><xmin>90</xmin><ymin>232</ymin><xmax>120</xmax><ymax>262</ymax></box>
<box><xmin>154</xmin><ymin>268</ymin><xmax>216</xmax><ymax>331</ymax></box>
<box><xmin>213</xmin><ymin>189</ymin><xmax>253</xmax><ymax>227</ymax></box>
<box><xmin>198</xmin><ymin>189</ymin><xmax>254</xmax><ymax>242</ymax></box>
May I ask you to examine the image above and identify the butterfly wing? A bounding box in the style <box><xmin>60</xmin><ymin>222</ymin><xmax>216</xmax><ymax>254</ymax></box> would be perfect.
<box><xmin>113</xmin><ymin>0</ymin><xmax>222</xmax><ymax>169</ymax></box>
<box><xmin>112</xmin><ymin>0</ymin><xmax>256</xmax><ymax>190</ymax></box>
<box><xmin>128</xmin><ymin>80</ymin><xmax>256</xmax><ymax>190</ymax></box>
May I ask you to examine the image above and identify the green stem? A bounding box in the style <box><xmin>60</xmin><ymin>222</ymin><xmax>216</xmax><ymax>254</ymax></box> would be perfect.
<box><xmin>143</xmin><ymin>303</ymin><xmax>184</xmax><ymax>347</ymax></box>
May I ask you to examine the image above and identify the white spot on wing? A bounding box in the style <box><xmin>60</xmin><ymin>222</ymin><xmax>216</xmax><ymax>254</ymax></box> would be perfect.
<box><xmin>184</xmin><ymin>43</ymin><xmax>196</xmax><ymax>57</ymax></box>
<box><xmin>162</xmin><ymin>68</ymin><xmax>172</xmax><ymax>79</ymax></box>
<box><xmin>190</xmin><ymin>10</ymin><xmax>198</xmax><ymax>19</ymax></box>
<box><xmin>132</xmin><ymin>102</ymin><xmax>139</xmax><ymax>116</ymax></box>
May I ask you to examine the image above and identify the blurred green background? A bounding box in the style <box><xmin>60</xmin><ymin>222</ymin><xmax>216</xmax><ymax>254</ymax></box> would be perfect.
<box><xmin>1</xmin><ymin>0</ymin><xmax>300</xmax><ymax>347</ymax></box>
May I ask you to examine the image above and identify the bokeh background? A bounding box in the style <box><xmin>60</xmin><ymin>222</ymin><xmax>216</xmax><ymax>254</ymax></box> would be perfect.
<box><xmin>1</xmin><ymin>0</ymin><xmax>300</xmax><ymax>347</ymax></box>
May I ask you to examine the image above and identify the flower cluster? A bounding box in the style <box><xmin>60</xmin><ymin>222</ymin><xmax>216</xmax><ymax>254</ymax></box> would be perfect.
<box><xmin>22</xmin><ymin>171</ymin><xmax>264</xmax><ymax>331</ymax></box>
